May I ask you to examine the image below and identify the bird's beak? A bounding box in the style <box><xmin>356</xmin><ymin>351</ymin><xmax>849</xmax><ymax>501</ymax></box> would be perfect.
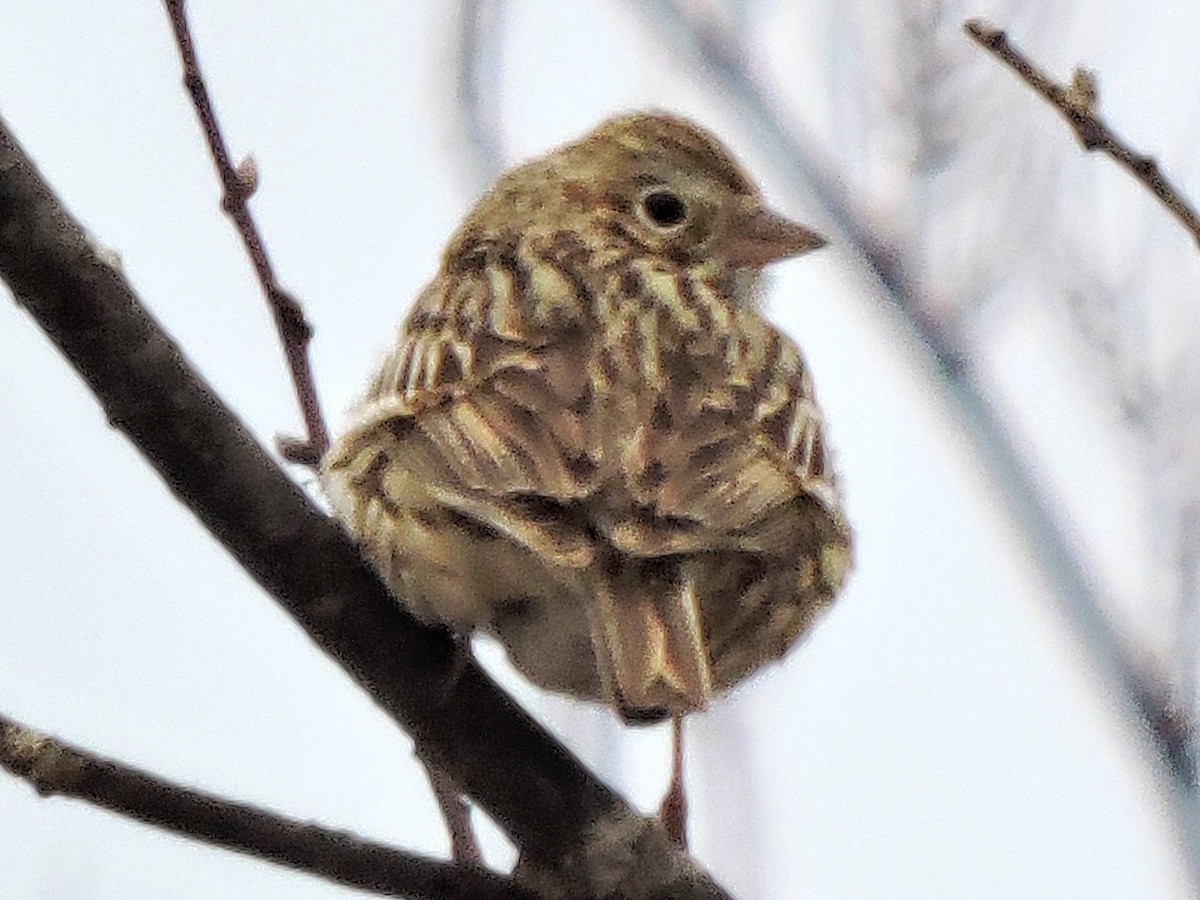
<box><xmin>720</xmin><ymin>202</ymin><xmax>827</xmax><ymax>267</ymax></box>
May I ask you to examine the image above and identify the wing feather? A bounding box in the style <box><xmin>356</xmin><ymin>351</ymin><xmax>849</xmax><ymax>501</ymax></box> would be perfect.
<box><xmin>595</xmin><ymin>296</ymin><xmax>848</xmax><ymax>563</ymax></box>
<box><xmin>325</xmin><ymin>245</ymin><xmax>599</xmax><ymax>535</ymax></box>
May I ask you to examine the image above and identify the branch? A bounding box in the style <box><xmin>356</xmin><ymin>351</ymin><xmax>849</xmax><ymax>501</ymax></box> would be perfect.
<box><xmin>0</xmin><ymin>713</ymin><xmax>529</xmax><ymax>900</ymax></box>
<box><xmin>964</xmin><ymin>19</ymin><xmax>1200</xmax><ymax>250</ymax></box>
<box><xmin>0</xmin><ymin>117</ymin><xmax>732</xmax><ymax>900</ymax></box>
<box><xmin>163</xmin><ymin>0</ymin><xmax>329</xmax><ymax>464</ymax></box>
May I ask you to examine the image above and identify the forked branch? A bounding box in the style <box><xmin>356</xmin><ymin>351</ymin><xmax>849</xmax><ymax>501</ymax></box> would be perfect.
<box><xmin>0</xmin><ymin>713</ymin><xmax>530</xmax><ymax>900</ymax></box>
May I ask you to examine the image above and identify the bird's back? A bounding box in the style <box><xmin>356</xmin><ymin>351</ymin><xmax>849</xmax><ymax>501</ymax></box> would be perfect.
<box><xmin>324</xmin><ymin>238</ymin><xmax>851</xmax><ymax>716</ymax></box>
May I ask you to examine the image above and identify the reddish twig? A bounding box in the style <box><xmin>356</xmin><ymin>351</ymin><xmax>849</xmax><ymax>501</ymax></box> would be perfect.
<box><xmin>164</xmin><ymin>0</ymin><xmax>329</xmax><ymax>464</ymax></box>
<box><xmin>965</xmin><ymin>18</ymin><xmax>1200</xmax><ymax>250</ymax></box>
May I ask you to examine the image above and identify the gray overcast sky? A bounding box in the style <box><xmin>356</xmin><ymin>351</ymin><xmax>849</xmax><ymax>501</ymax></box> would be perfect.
<box><xmin>1</xmin><ymin>2</ymin><xmax>1197</xmax><ymax>898</ymax></box>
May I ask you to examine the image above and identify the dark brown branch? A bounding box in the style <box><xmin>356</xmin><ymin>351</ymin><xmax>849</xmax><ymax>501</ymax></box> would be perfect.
<box><xmin>163</xmin><ymin>0</ymin><xmax>329</xmax><ymax>463</ymax></box>
<box><xmin>0</xmin><ymin>713</ymin><xmax>530</xmax><ymax>900</ymax></box>
<box><xmin>965</xmin><ymin>18</ymin><xmax>1200</xmax><ymax>249</ymax></box>
<box><xmin>0</xmin><ymin>117</ymin><xmax>732</xmax><ymax>900</ymax></box>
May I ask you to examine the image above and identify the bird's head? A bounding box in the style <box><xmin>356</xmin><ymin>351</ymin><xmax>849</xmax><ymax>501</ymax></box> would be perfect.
<box><xmin>446</xmin><ymin>112</ymin><xmax>826</xmax><ymax>306</ymax></box>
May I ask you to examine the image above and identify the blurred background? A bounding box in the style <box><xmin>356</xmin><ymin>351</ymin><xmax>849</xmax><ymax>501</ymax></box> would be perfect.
<box><xmin>3</xmin><ymin>1</ymin><xmax>1200</xmax><ymax>897</ymax></box>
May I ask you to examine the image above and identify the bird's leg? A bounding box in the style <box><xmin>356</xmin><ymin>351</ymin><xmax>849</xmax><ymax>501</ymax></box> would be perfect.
<box><xmin>658</xmin><ymin>714</ymin><xmax>689</xmax><ymax>848</ymax></box>
<box><xmin>421</xmin><ymin>755</ymin><xmax>482</xmax><ymax>864</ymax></box>
<box><xmin>415</xmin><ymin>634</ymin><xmax>481</xmax><ymax>864</ymax></box>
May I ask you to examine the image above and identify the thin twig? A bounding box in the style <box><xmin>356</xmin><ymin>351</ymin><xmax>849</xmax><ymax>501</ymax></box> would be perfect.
<box><xmin>964</xmin><ymin>18</ymin><xmax>1200</xmax><ymax>250</ymax></box>
<box><xmin>0</xmin><ymin>112</ymin><xmax>733</xmax><ymax>900</ymax></box>
<box><xmin>163</xmin><ymin>0</ymin><xmax>329</xmax><ymax>464</ymax></box>
<box><xmin>0</xmin><ymin>712</ymin><xmax>532</xmax><ymax>900</ymax></box>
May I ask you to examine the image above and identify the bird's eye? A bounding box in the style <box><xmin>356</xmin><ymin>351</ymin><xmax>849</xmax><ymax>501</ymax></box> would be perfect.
<box><xmin>639</xmin><ymin>189</ymin><xmax>688</xmax><ymax>229</ymax></box>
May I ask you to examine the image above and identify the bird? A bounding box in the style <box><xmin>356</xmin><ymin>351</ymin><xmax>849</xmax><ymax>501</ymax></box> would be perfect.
<box><xmin>322</xmin><ymin>111</ymin><xmax>852</xmax><ymax>842</ymax></box>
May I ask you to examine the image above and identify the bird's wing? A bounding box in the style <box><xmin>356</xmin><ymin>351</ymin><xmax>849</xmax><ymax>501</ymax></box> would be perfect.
<box><xmin>579</xmin><ymin>294</ymin><xmax>853</xmax><ymax>715</ymax></box>
<box><xmin>594</xmin><ymin>303</ymin><xmax>849</xmax><ymax>561</ymax></box>
<box><xmin>323</xmin><ymin>256</ymin><xmax>602</xmax><ymax>573</ymax></box>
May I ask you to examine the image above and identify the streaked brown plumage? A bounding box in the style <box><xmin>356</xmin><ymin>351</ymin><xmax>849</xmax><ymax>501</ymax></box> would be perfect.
<box><xmin>323</xmin><ymin>112</ymin><xmax>852</xmax><ymax>723</ymax></box>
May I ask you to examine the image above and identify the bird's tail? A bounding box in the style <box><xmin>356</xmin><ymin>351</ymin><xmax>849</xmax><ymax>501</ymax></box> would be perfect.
<box><xmin>586</xmin><ymin>562</ymin><xmax>713</xmax><ymax>722</ymax></box>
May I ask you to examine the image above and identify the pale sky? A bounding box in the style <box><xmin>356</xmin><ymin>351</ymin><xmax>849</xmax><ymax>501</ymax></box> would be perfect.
<box><xmin>1</xmin><ymin>2</ymin><xmax>1198</xmax><ymax>898</ymax></box>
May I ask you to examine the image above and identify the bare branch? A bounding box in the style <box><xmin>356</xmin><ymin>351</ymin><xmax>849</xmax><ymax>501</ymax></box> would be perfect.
<box><xmin>964</xmin><ymin>18</ymin><xmax>1200</xmax><ymax>249</ymax></box>
<box><xmin>0</xmin><ymin>116</ymin><xmax>732</xmax><ymax>900</ymax></box>
<box><xmin>162</xmin><ymin>0</ymin><xmax>329</xmax><ymax>464</ymax></box>
<box><xmin>0</xmin><ymin>713</ymin><xmax>530</xmax><ymax>900</ymax></box>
